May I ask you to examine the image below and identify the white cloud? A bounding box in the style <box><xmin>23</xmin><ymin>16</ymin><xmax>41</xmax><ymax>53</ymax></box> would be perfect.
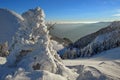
<box><xmin>113</xmin><ymin>14</ymin><xmax>120</xmax><ymax>17</ymax></box>
<box><xmin>116</xmin><ymin>9</ymin><xmax>120</xmax><ymax>12</ymax></box>
<box><xmin>112</xmin><ymin>9</ymin><xmax>120</xmax><ymax>17</ymax></box>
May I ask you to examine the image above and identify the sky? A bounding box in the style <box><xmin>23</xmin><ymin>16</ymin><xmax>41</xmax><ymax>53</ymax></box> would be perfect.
<box><xmin>0</xmin><ymin>0</ymin><xmax>120</xmax><ymax>23</ymax></box>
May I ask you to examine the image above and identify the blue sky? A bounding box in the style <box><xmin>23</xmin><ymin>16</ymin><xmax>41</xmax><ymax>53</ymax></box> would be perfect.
<box><xmin>0</xmin><ymin>0</ymin><xmax>120</xmax><ymax>23</ymax></box>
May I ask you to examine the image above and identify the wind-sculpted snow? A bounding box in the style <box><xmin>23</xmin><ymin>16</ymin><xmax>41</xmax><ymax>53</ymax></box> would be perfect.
<box><xmin>0</xmin><ymin>7</ymin><xmax>78</xmax><ymax>80</ymax></box>
<box><xmin>63</xmin><ymin>47</ymin><xmax>120</xmax><ymax>80</ymax></box>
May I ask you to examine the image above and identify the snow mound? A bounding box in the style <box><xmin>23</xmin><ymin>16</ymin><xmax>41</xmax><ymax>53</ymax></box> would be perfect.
<box><xmin>0</xmin><ymin>8</ymin><xmax>23</xmax><ymax>44</ymax></box>
<box><xmin>5</xmin><ymin>68</ymin><xmax>67</xmax><ymax>80</ymax></box>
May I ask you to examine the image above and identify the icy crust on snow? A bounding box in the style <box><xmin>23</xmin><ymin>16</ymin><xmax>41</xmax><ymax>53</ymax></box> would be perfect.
<box><xmin>0</xmin><ymin>8</ymin><xmax>24</xmax><ymax>44</ymax></box>
<box><xmin>0</xmin><ymin>7</ymin><xmax>77</xmax><ymax>80</ymax></box>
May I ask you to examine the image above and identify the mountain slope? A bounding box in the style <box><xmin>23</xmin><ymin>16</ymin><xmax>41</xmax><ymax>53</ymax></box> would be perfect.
<box><xmin>78</xmin><ymin>21</ymin><xmax>120</xmax><ymax>57</ymax></box>
<box><xmin>60</xmin><ymin>21</ymin><xmax>120</xmax><ymax>59</ymax></box>
<box><xmin>74</xmin><ymin>21</ymin><xmax>120</xmax><ymax>49</ymax></box>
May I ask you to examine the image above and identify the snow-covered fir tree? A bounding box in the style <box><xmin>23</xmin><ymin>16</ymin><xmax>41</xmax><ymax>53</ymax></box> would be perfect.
<box><xmin>0</xmin><ymin>7</ymin><xmax>77</xmax><ymax>80</ymax></box>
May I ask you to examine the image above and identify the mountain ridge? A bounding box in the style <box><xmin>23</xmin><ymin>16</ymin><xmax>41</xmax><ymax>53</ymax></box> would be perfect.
<box><xmin>60</xmin><ymin>21</ymin><xmax>120</xmax><ymax>59</ymax></box>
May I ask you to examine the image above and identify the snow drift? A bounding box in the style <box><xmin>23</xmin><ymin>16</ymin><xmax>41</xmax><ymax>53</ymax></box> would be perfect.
<box><xmin>63</xmin><ymin>47</ymin><xmax>120</xmax><ymax>80</ymax></box>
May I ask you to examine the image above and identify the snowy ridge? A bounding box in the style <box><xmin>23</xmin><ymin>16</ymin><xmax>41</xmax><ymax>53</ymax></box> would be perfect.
<box><xmin>0</xmin><ymin>8</ymin><xmax>24</xmax><ymax>21</ymax></box>
<box><xmin>79</xmin><ymin>21</ymin><xmax>120</xmax><ymax>57</ymax></box>
<box><xmin>80</xmin><ymin>29</ymin><xmax>120</xmax><ymax>57</ymax></box>
<box><xmin>0</xmin><ymin>8</ymin><xmax>23</xmax><ymax>44</ymax></box>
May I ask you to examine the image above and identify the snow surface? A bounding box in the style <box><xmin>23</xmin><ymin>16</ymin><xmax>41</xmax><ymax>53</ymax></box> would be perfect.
<box><xmin>1</xmin><ymin>47</ymin><xmax>120</xmax><ymax>80</ymax></box>
<box><xmin>63</xmin><ymin>47</ymin><xmax>120</xmax><ymax>80</ymax></box>
<box><xmin>0</xmin><ymin>8</ymin><xmax>23</xmax><ymax>44</ymax></box>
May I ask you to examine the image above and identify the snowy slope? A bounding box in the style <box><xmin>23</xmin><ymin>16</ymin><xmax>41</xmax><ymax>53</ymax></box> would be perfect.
<box><xmin>74</xmin><ymin>21</ymin><xmax>120</xmax><ymax>49</ymax></box>
<box><xmin>63</xmin><ymin>47</ymin><xmax>120</xmax><ymax>80</ymax></box>
<box><xmin>0</xmin><ymin>8</ymin><xmax>23</xmax><ymax>44</ymax></box>
<box><xmin>78</xmin><ymin>21</ymin><xmax>120</xmax><ymax>57</ymax></box>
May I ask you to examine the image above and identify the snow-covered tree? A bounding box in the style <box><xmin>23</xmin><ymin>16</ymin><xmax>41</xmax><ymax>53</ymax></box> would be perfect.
<box><xmin>0</xmin><ymin>7</ymin><xmax>77</xmax><ymax>80</ymax></box>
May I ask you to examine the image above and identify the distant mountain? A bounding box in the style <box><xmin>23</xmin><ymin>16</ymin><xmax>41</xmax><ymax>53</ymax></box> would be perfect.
<box><xmin>60</xmin><ymin>21</ymin><xmax>120</xmax><ymax>59</ymax></box>
<box><xmin>74</xmin><ymin>21</ymin><xmax>120</xmax><ymax>49</ymax></box>
<box><xmin>50</xmin><ymin>22</ymin><xmax>111</xmax><ymax>42</ymax></box>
